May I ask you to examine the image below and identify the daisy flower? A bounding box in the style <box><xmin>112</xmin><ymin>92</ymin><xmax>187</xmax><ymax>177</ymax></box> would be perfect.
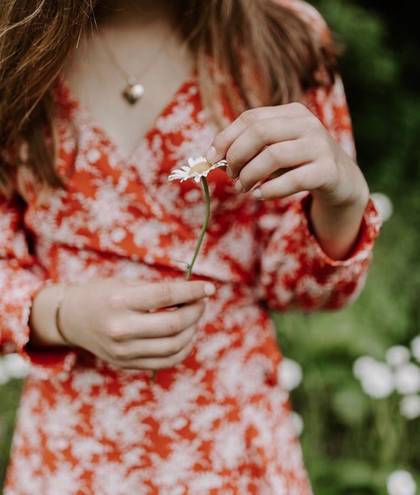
<box><xmin>168</xmin><ymin>156</ymin><xmax>227</xmax><ymax>183</ymax></box>
<box><xmin>168</xmin><ymin>155</ymin><xmax>227</xmax><ymax>279</ymax></box>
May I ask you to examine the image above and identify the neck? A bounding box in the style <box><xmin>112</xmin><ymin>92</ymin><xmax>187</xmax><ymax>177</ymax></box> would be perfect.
<box><xmin>94</xmin><ymin>0</ymin><xmax>175</xmax><ymax>28</ymax></box>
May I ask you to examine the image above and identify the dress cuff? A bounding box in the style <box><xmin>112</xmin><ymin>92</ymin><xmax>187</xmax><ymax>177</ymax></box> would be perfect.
<box><xmin>5</xmin><ymin>279</ymin><xmax>78</xmax><ymax>379</ymax></box>
<box><xmin>298</xmin><ymin>193</ymin><xmax>382</xmax><ymax>268</ymax></box>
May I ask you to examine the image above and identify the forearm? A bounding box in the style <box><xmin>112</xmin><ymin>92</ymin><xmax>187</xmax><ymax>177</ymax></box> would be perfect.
<box><xmin>29</xmin><ymin>284</ymin><xmax>68</xmax><ymax>347</ymax></box>
<box><xmin>310</xmin><ymin>184</ymin><xmax>370</xmax><ymax>261</ymax></box>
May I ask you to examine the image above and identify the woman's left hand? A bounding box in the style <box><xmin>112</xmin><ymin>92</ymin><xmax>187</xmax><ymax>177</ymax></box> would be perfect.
<box><xmin>206</xmin><ymin>102</ymin><xmax>369</xmax><ymax>208</ymax></box>
<box><xmin>206</xmin><ymin>102</ymin><xmax>371</xmax><ymax>260</ymax></box>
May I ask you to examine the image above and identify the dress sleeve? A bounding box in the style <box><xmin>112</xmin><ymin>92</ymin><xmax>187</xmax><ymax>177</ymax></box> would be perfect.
<box><xmin>255</xmin><ymin>76</ymin><xmax>382</xmax><ymax>311</ymax></box>
<box><xmin>0</xmin><ymin>189</ymin><xmax>77</xmax><ymax>376</ymax></box>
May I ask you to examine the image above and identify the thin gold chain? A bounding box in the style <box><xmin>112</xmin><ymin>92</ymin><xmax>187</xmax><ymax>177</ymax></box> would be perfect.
<box><xmin>97</xmin><ymin>27</ymin><xmax>175</xmax><ymax>83</ymax></box>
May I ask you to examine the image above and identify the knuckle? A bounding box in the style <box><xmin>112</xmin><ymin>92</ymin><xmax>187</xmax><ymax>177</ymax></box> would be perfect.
<box><xmin>107</xmin><ymin>358</ymin><xmax>123</xmax><ymax>369</ymax></box>
<box><xmin>105</xmin><ymin>318</ymin><xmax>123</xmax><ymax>340</ymax></box>
<box><xmin>240</xmin><ymin>109</ymin><xmax>255</xmax><ymax>125</ymax></box>
<box><xmin>106</xmin><ymin>292</ymin><xmax>123</xmax><ymax>310</ymax></box>
<box><xmin>289</xmin><ymin>101</ymin><xmax>307</xmax><ymax>115</ymax></box>
<box><xmin>305</xmin><ymin>115</ymin><xmax>322</xmax><ymax>132</ymax></box>
<box><xmin>239</xmin><ymin>168</ymin><xmax>252</xmax><ymax>190</ymax></box>
<box><xmin>213</xmin><ymin>133</ymin><xmax>228</xmax><ymax>152</ymax></box>
<box><xmin>109</xmin><ymin>342</ymin><xmax>127</xmax><ymax>361</ymax></box>
<box><xmin>168</xmin><ymin>337</ymin><xmax>184</xmax><ymax>355</ymax></box>
<box><xmin>225</xmin><ymin>146</ymin><xmax>239</xmax><ymax>167</ymax></box>
<box><xmin>250</xmin><ymin>120</ymin><xmax>267</xmax><ymax>140</ymax></box>
<box><xmin>238</xmin><ymin>167</ymin><xmax>247</xmax><ymax>186</ymax></box>
<box><xmin>265</xmin><ymin>144</ymin><xmax>279</xmax><ymax>164</ymax></box>
<box><xmin>169</xmin><ymin>348</ymin><xmax>185</xmax><ymax>365</ymax></box>
<box><xmin>320</xmin><ymin>137</ymin><xmax>333</xmax><ymax>155</ymax></box>
<box><xmin>158</xmin><ymin>283</ymin><xmax>173</xmax><ymax>307</ymax></box>
<box><xmin>288</xmin><ymin>173</ymin><xmax>303</xmax><ymax>191</ymax></box>
<box><xmin>167</xmin><ymin>314</ymin><xmax>182</xmax><ymax>335</ymax></box>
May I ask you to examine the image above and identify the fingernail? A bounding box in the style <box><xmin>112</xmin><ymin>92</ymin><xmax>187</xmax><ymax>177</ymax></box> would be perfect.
<box><xmin>204</xmin><ymin>282</ymin><xmax>216</xmax><ymax>296</ymax></box>
<box><xmin>226</xmin><ymin>166</ymin><xmax>234</xmax><ymax>178</ymax></box>
<box><xmin>206</xmin><ymin>146</ymin><xmax>218</xmax><ymax>164</ymax></box>
<box><xmin>252</xmin><ymin>188</ymin><xmax>263</xmax><ymax>200</ymax></box>
<box><xmin>234</xmin><ymin>180</ymin><xmax>244</xmax><ymax>193</ymax></box>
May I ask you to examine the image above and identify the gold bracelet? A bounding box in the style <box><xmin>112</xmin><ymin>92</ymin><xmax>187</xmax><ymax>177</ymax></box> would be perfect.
<box><xmin>55</xmin><ymin>286</ymin><xmax>73</xmax><ymax>346</ymax></box>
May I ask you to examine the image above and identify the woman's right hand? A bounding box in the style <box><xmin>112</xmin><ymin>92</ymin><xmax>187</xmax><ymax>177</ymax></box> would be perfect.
<box><xmin>30</xmin><ymin>278</ymin><xmax>215</xmax><ymax>370</ymax></box>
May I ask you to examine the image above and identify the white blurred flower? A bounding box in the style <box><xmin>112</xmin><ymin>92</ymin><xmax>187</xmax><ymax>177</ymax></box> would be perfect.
<box><xmin>354</xmin><ymin>357</ymin><xmax>394</xmax><ymax>399</ymax></box>
<box><xmin>353</xmin><ymin>356</ymin><xmax>377</xmax><ymax>380</ymax></box>
<box><xmin>387</xmin><ymin>470</ymin><xmax>417</xmax><ymax>495</ymax></box>
<box><xmin>394</xmin><ymin>363</ymin><xmax>420</xmax><ymax>395</ymax></box>
<box><xmin>2</xmin><ymin>354</ymin><xmax>30</xmax><ymax>379</ymax></box>
<box><xmin>277</xmin><ymin>358</ymin><xmax>303</xmax><ymax>391</ymax></box>
<box><xmin>371</xmin><ymin>192</ymin><xmax>393</xmax><ymax>222</ymax></box>
<box><xmin>386</xmin><ymin>346</ymin><xmax>410</xmax><ymax>368</ymax></box>
<box><xmin>291</xmin><ymin>412</ymin><xmax>304</xmax><ymax>436</ymax></box>
<box><xmin>411</xmin><ymin>335</ymin><xmax>420</xmax><ymax>363</ymax></box>
<box><xmin>400</xmin><ymin>395</ymin><xmax>420</xmax><ymax>420</ymax></box>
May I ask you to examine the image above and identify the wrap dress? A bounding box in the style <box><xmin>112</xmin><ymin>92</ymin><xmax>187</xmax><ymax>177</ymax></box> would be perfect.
<box><xmin>1</xmin><ymin>3</ymin><xmax>381</xmax><ymax>493</ymax></box>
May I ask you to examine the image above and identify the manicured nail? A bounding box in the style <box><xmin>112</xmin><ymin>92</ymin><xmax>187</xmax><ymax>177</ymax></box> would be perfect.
<box><xmin>206</xmin><ymin>146</ymin><xmax>218</xmax><ymax>163</ymax></box>
<box><xmin>234</xmin><ymin>180</ymin><xmax>244</xmax><ymax>193</ymax></box>
<box><xmin>252</xmin><ymin>188</ymin><xmax>263</xmax><ymax>200</ymax></box>
<box><xmin>204</xmin><ymin>283</ymin><xmax>216</xmax><ymax>296</ymax></box>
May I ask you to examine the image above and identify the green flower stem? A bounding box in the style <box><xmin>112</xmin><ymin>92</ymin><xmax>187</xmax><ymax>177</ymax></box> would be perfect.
<box><xmin>151</xmin><ymin>177</ymin><xmax>211</xmax><ymax>383</ymax></box>
<box><xmin>185</xmin><ymin>176</ymin><xmax>211</xmax><ymax>280</ymax></box>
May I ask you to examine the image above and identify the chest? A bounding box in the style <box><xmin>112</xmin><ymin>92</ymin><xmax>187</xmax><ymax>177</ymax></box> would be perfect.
<box><xmin>62</xmin><ymin>36</ymin><xmax>194</xmax><ymax>161</ymax></box>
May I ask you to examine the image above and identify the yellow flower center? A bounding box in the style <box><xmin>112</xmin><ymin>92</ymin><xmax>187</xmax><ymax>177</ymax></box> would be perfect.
<box><xmin>190</xmin><ymin>160</ymin><xmax>211</xmax><ymax>174</ymax></box>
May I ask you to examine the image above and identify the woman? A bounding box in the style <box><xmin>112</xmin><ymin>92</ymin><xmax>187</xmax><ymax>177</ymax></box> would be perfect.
<box><xmin>0</xmin><ymin>0</ymin><xmax>381</xmax><ymax>493</ymax></box>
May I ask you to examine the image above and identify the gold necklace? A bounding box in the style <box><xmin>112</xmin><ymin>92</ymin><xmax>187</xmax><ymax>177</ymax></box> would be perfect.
<box><xmin>98</xmin><ymin>29</ymin><xmax>174</xmax><ymax>105</ymax></box>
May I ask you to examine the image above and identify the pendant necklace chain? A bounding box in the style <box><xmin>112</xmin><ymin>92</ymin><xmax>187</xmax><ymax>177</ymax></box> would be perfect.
<box><xmin>98</xmin><ymin>27</ymin><xmax>174</xmax><ymax>105</ymax></box>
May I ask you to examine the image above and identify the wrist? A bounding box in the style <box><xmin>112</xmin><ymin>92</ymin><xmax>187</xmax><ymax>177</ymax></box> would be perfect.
<box><xmin>309</xmin><ymin>172</ymin><xmax>369</xmax><ymax>261</ymax></box>
<box><xmin>316</xmin><ymin>163</ymin><xmax>370</xmax><ymax>212</ymax></box>
<box><xmin>29</xmin><ymin>284</ymin><xmax>70</xmax><ymax>348</ymax></box>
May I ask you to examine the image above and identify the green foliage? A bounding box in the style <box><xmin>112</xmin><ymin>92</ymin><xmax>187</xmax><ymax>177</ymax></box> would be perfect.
<box><xmin>0</xmin><ymin>380</ymin><xmax>22</xmax><ymax>486</ymax></box>
<box><xmin>0</xmin><ymin>1</ymin><xmax>419</xmax><ymax>493</ymax></box>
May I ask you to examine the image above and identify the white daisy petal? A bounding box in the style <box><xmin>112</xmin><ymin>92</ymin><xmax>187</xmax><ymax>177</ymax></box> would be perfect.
<box><xmin>168</xmin><ymin>156</ymin><xmax>227</xmax><ymax>184</ymax></box>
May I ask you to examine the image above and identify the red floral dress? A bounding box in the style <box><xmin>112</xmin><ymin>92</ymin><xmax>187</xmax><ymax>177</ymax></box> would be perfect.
<box><xmin>1</xmin><ymin>3</ymin><xmax>381</xmax><ymax>494</ymax></box>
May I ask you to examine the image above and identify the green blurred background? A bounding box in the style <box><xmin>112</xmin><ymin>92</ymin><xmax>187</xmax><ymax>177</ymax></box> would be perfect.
<box><xmin>1</xmin><ymin>0</ymin><xmax>419</xmax><ymax>493</ymax></box>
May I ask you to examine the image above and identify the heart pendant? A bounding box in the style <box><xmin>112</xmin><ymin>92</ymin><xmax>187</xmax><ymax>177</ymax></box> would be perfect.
<box><xmin>122</xmin><ymin>82</ymin><xmax>144</xmax><ymax>105</ymax></box>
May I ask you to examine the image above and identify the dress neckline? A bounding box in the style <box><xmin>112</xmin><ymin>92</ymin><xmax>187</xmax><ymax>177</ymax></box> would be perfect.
<box><xmin>55</xmin><ymin>72</ymin><xmax>198</xmax><ymax>166</ymax></box>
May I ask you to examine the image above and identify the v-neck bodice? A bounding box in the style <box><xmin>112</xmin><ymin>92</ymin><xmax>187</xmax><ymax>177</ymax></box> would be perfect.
<box><xmin>27</xmin><ymin>72</ymin><xmax>246</xmax><ymax>283</ymax></box>
<box><xmin>55</xmin><ymin>74</ymin><xmax>197</xmax><ymax>167</ymax></box>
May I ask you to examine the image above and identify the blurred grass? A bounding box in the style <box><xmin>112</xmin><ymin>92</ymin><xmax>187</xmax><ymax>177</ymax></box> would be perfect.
<box><xmin>275</xmin><ymin>200</ymin><xmax>420</xmax><ymax>493</ymax></box>
<box><xmin>0</xmin><ymin>380</ymin><xmax>22</xmax><ymax>486</ymax></box>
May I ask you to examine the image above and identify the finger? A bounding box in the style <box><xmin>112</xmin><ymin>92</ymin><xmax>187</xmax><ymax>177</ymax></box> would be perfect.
<box><xmin>117</xmin><ymin>281</ymin><xmax>215</xmax><ymax>311</ymax></box>
<box><xmin>237</xmin><ymin>140</ymin><xmax>313</xmax><ymax>192</ymax></box>
<box><xmin>207</xmin><ymin>103</ymin><xmax>309</xmax><ymax>164</ymax></box>
<box><xmin>120</xmin><ymin>337</ymin><xmax>196</xmax><ymax>371</ymax></box>
<box><xmin>111</xmin><ymin>301</ymin><xmax>205</xmax><ymax>340</ymax></box>
<box><xmin>253</xmin><ymin>163</ymin><xmax>322</xmax><ymax>200</ymax></box>
<box><xmin>112</xmin><ymin>324</ymin><xmax>197</xmax><ymax>361</ymax></box>
<box><xmin>226</xmin><ymin>118</ymin><xmax>304</xmax><ymax>178</ymax></box>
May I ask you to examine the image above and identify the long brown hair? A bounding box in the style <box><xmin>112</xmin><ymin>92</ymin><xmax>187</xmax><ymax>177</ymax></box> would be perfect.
<box><xmin>0</xmin><ymin>0</ymin><xmax>337</xmax><ymax>190</ymax></box>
